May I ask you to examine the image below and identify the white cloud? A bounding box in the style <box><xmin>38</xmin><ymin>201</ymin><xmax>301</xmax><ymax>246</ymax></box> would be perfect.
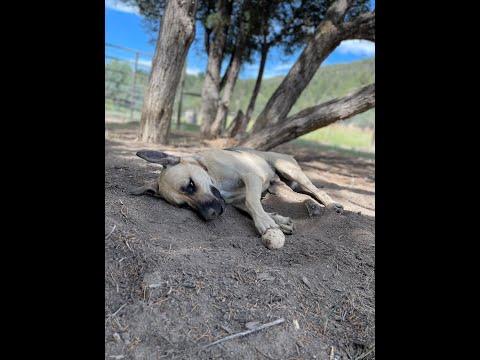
<box><xmin>337</xmin><ymin>40</ymin><xmax>375</xmax><ymax>56</ymax></box>
<box><xmin>186</xmin><ymin>67</ymin><xmax>202</xmax><ymax>76</ymax></box>
<box><xmin>105</xmin><ymin>0</ymin><xmax>139</xmax><ymax>15</ymax></box>
<box><xmin>273</xmin><ymin>62</ymin><xmax>293</xmax><ymax>72</ymax></box>
<box><xmin>137</xmin><ymin>58</ymin><xmax>152</xmax><ymax>67</ymax></box>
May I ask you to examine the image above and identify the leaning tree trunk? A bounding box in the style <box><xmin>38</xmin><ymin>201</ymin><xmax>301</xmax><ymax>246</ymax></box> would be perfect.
<box><xmin>239</xmin><ymin>43</ymin><xmax>269</xmax><ymax>136</ymax></box>
<box><xmin>200</xmin><ymin>0</ymin><xmax>229</xmax><ymax>137</ymax></box>
<box><xmin>224</xmin><ymin>109</ymin><xmax>246</xmax><ymax>138</ymax></box>
<box><xmin>242</xmin><ymin>84</ymin><xmax>375</xmax><ymax>151</ymax></box>
<box><xmin>207</xmin><ymin>9</ymin><xmax>247</xmax><ymax>139</ymax></box>
<box><xmin>139</xmin><ymin>0</ymin><xmax>198</xmax><ymax>144</ymax></box>
<box><xmin>251</xmin><ymin>0</ymin><xmax>355</xmax><ymax>134</ymax></box>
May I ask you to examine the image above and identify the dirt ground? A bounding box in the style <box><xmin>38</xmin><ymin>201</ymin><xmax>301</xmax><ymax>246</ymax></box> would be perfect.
<box><xmin>105</xmin><ymin>124</ymin><xmax>375</xmax><ymax>360</ymax></box>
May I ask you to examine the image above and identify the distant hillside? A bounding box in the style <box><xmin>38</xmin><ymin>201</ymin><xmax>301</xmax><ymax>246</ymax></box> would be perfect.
<box><xmin>181</xmin><ymin>57</ymin><xmax>375</xmax><ymax>128</ymax></box>
<box><xmin>106</xmin><ymin>57</ymin><xmax>375</xmax><ymax>128</ymax></box>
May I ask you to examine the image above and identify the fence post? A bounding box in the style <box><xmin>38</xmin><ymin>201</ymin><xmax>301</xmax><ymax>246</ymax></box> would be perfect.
<box><xmin>130</xmin><ymin>52</ymin><xmax>139</xmax><ymax>122</ymax></box>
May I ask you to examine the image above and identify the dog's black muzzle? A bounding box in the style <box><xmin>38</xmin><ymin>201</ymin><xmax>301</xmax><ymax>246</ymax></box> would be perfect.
<box><xmin>197</xmin><ymin>186</ymin><xmax>226</xmax><ymax>221</ymax></box>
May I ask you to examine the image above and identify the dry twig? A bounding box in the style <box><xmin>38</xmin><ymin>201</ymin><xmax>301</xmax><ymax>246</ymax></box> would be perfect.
<box><xmin>203</xmin><ymin>318</ymin><xmax>285</xmax><ymax>349</ymax></box>
<box><xmin>105</xmin><ymin>225</ymin><xmax>116</xmax><ymax>239</ymax></box>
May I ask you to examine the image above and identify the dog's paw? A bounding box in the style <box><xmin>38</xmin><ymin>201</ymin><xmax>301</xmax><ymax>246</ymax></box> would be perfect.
<box><xmin>268</xmin><ymin>213</ymin><xmax>295</xmax><ymax>235</ymax></box>
<box><xmin>327</xmin><ymin>202</ymin><xmax>344</xmax><ymax>214</ymax></box>
<box><xmin>278</xmin><ymin>223</ymin><xmax>294</xmax><ymax>235</ymax></box>
<box><xmin>304</xmin><ymin>199</ymin><xmax>322</xmax><ymax>217</ymax></box>
<box><xmin>255</xmin><ymin>216</ymin><xmax>280</xmax><ymax>235</ymax></box>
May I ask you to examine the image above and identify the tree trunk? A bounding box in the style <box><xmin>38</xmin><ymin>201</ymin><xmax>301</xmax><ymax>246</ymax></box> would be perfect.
<box><xmin>251</xmin><ymin>0</ymin><xmax>354</xmax><ymax>134</ymax></box>
<box><xmin>224</xmin><ymin>109</ymin><xmax>246</xmax><ymax>138</ymax></box>
<box><xmin>240</xmin><ymin>43</ymin><xmax>269</xmax><ymax>135</ymax></box>
<box><xmin>176</xmin><ymin>63</ymin><xmax>187</xmax><ymax>129</ymax></box>
<box><xmin>241</xmin><ymin>84</ymin><xmax>375</xmax><ymax>151</ymax></box>
<box><xmin>200</xmin><ymin>0</ymin><xmax>229</xmax><ymax>137</ymax></box>
<box><xmin>207</xmin><ymin>11</ymin><xmax>247</xmax><ymax>139</ymax></box>
<box><xmin>139</xmin><ymin>0</ymin><xmax>198</xmax><ymax>144</ymax></box>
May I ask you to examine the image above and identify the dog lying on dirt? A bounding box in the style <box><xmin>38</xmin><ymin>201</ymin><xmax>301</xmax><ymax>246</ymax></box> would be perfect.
<box><xmin>132</xmin><ymin>148</ymin><xmax>343</xmax><ymax>249</ymax></box>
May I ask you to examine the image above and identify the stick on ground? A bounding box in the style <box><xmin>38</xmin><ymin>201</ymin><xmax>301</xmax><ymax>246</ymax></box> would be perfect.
<box><xmin>106</xmin><ymin>303</ymin><xmax>126</xmax><ymax>319</ymax></box>
<box><xmin>203</xmin><ymin>318</ymin><xmax>285</xmax><ymax>349</ymax></box>
<box><xmin>105</xmin><ymin>224</ymin><xmax>116</xmax><ymax>239</ymax></box>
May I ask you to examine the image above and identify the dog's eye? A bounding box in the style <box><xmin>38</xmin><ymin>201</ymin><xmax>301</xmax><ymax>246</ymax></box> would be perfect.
<box><xmin>182</xmin><ymin>178</ymin><xmax>196</xmax><ymax>194</ymax></box>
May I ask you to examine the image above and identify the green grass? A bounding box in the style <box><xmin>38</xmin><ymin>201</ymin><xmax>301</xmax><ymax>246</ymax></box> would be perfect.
<box><xmin>292</xmin><ymin>138</ymin><xmax>375</xmax><ymax>159</ymax></box>
<box><xmin>105</xmin><ymin>121</ymin><xmax>140</xmax><ymax>130</ymax></box>
<box><xmin>299</xmin><ymin>124</ymin><xmax>373</xmax><ymax>148</ymax></box>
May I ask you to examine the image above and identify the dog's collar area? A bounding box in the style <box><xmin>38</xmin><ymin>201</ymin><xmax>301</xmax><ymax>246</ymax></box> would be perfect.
<box><xmin>193</xmin><ymin>157</ymin><xmax>209</xmax><ymax>173</ymax></box>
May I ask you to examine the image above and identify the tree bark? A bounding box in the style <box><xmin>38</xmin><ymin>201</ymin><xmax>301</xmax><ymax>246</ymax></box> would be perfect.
<box><xmin>251</xmin><ymin>0</ymin><xmax>354</xmax><ymax>133</ymax></box>
<box><xmin>241</xmin><ymin>84</ymin><xmax>375</xmax><ymax>151</ymax></box>
<box><xmin>224</xmin><ymin>109</ymin><xmax>246</xmax><ymax>138</ymax></box>
<box><xmin>207</xmin><ymin>9</ymin><xmax>247</xmax><ymax>139</ymax></box>
<box><xmin>200</xmin><ymin>0</ymin><xmax>229</xmax><ymax>137</ymax></box>
<box><xmin>240</xmin><ymin>43</ymin><xmax>269</xmax><ymax>135</ymax></box>
<box><xmin>176</xmin><ymin>63</ymin><xmax>187</xmax><ymax>129</ymax></box>
<box><xmin>339</xmin><ymin>11</ymin><xmax>375</xmax><ymax>42</ymax></box>
<box><xmin>139</xmin><ymin>0</ymin><xmax>198</xmax><ymax>144</ymax></box>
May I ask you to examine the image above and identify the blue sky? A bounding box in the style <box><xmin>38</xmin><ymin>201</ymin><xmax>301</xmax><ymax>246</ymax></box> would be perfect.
<box><xmin>105</xmin><ymin>0</ymin><xmax>375</xmax><ymax>79</ymax></box>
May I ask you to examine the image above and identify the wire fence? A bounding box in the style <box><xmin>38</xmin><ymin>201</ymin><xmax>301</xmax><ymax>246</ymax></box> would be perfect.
<box><xmin>105</xmin><ymin>43</ymin><xmax>153</xmax><ymax>123</ymax></box>
<box><xmin>105</xmin><ymin>43</ymin><xmax>202</xmax><ymax>127</ymax></box>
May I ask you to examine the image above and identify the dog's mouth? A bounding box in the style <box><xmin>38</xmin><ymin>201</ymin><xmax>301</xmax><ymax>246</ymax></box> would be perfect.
<box><xmin>197</xmin><ymin>199</ymin><xmax>226</xmax><ymax>221</ymax></box>
<box><xmin>178</xmin><ymin>186</ymin><xmax>226</xmax><ymax>221</ymax></box>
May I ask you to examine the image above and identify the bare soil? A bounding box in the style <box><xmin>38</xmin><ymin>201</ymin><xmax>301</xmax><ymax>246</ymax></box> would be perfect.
<box><xmin>105</xmin><ymin>124</ymin><xmax>375</xmax><ymax>360</ymax></box>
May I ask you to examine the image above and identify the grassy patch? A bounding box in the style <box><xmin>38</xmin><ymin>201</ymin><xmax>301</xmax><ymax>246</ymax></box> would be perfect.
<box><xmin>292</xmin><ymin>138</ymin><xmax>375</xmax><ymax>160</ymax></box>
<box><xmin>299</xmin><ymin>124</ymin><xmax>373</xmax><ymax>148</ymax></box>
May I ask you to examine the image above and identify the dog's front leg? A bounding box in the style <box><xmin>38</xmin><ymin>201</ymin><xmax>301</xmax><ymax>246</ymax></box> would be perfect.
<box><xmin>241</xmin><ymin>174</ymin><xmax>279</xmax><ymax>235</ymax></box>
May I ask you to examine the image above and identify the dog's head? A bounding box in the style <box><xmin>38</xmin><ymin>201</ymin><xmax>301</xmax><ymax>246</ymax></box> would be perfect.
<box><xmin>131</xmin><ymin>150</ymin><xmax>226</xmax><ymax>221</ymax></box>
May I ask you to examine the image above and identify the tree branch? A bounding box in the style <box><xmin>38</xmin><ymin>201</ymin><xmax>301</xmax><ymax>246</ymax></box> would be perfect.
<box><xmin>241</xmin><ymin>83</ymin><xmax>375</xmax><ymax>151</ymax></box>
<box><xmin>219</xmin><ymin>50</ymin><xmax>235</xmax><ymax>91</ymax></box>
<box><xmin>339</xmin><ymin>11</ymin><xmax>375</xmax><ymax>42</ymax></box>
<box><xmin>324</xmin><ymin>0</ymin><xmax>354</xmax><ymax>25</ymax></box>
<box><xmin>251</xmin><ymin>0</ymin><xmax>355</xmax><ymax>133</ymax></box>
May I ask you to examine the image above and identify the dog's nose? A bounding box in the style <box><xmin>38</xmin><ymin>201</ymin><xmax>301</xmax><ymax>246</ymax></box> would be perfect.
<box><xmin>206</xmin><ymin>208</ymin><xmax>217</xmax><ymax>219</ymax></box>
<box><xmin>199</xmin><ymin>207</ymin><xmax>217</xmax><ymax>221</ymax></box>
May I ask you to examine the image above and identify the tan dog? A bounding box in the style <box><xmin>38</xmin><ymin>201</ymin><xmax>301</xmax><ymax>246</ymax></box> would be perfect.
<box><xmin>132</xmin><ymin>147</ymin><xmax>343</xmax><ymax>248</ymax></box>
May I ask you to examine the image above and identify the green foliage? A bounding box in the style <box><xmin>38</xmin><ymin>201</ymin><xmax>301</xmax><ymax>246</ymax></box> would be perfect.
<box><xmin>299</xmin><ymin>123</ymin><xmax>373</xmax><ymax>148</ymax></box>
<box><xmin>179</xmin><ymin>57</ymin><xmax>375</xmax><ymax>128</ymax></box>
<box><xmin>105</xmin><ymin>60</ymin><xmax>150</xmax><ymax>115</ymax></box>
<box><xmin>105</xmin><ymin>60</ymin><xmax>133</xmax><ymax>106</ymax></box>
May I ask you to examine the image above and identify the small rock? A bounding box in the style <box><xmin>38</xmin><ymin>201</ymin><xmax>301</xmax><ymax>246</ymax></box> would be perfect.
<box><xmin>293</xmin><ymin>319</ymin><xmax>300</xmax><ymax>330</ymax></box>
<box><xmin>257</xmin><ymin>272</ymin><xmax>275</xmax><ymax>281</ymax></box>
<box><xmin>261</xmin><ymin>228</ymin><xmax>285</xmax><ymax>249</ymax></box>
<box><xmin>302</xmin><ymin>276</ymin><xmax>312</xmax><ymax>288</ymax></box>
<box><xmin>113</xmin><ymin>333</ymin><xmax>122</xmax><ymax>342</ymax></box>
<box><xmin>148</xmin><ymin>283</ymin><xmax>162</xmax><ymax>288</ymax></box>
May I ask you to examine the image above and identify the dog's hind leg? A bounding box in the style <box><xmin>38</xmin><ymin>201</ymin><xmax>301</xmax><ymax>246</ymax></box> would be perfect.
<box><xmin>271</xmin><ymin>156</ymin><xmax>344</xmax><ymax>214</ymax></box>
<box><xmin>268</xmin><ymin>180</ymin><xmax>323</xmax><ymax>218</ymax></box>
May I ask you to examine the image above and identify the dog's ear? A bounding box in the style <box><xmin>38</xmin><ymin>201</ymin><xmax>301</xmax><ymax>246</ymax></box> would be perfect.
<box><xmin>130</xmin><ymin>181</ymin><xmax>159</xmax><ymax>196</ymax></box>
<box><xmin>136</xmin><ymin>150</ymin><xmax>181</xmax><ymax>167</ymax></box>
